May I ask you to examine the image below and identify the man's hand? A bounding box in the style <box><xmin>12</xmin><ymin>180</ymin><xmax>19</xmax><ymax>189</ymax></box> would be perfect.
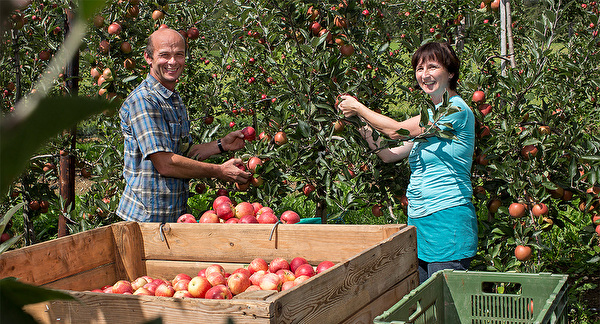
<box><xmin>221</xmin><ymin>130</ymin><xmax>246</xmax><ymax>152</ymax></box>
<box><xmin>219</xmin><ymin>158</ymin><xmax>252</xmax><ymax>183</ymax></box>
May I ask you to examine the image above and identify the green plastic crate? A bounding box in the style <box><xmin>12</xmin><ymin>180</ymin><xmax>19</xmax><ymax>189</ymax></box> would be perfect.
<box><xmin>374</xmin><ymin>270</ymin><xmax>568</xmax><ymax>324</ymax></box>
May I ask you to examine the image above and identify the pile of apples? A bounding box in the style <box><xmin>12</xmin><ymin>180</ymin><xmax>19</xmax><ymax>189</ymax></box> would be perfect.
<box><xmin>177</xmin><ymin>195</ymin><xmax>301</xmax><ymax>224</ymax></box>
<box><xmin>90</xmin><ymin>257</ymin><xmax>336</xmax><ymax>299</ymax></box>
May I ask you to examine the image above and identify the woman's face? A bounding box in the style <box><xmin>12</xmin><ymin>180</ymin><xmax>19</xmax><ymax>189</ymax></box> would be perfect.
<box><xmin>414</xmin><ymin>58</ymin><xmax>453</xmax><ymax>101</ymax></box>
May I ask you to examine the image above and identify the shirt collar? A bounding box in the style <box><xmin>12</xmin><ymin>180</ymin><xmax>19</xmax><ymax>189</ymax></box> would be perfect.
<box><xmin>146</xmin><ymin>74</ymin><xmax>176</xmax><ymax>99</ymax></box>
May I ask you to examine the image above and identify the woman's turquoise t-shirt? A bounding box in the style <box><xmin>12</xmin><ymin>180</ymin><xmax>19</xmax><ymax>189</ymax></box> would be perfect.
<box><xmin>406</xmin><ymin>95</ymin><xmax>477</xmax><ymax>262</ymax></box>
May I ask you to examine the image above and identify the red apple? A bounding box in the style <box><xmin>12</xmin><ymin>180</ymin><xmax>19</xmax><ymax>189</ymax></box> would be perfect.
<box><xmin>213</xmin><ymin>196</ymin><xmax>232</xmax><ymax>211</ymax></box>
<box><xmin>107</xmin><ymin>22</ymin><xmax>122</xmax><ymax>35</ymax></box>
<box><xmin>172</xmin><ymin>273</ymin><xmax>192</xmax><ymax>286</ymax></box>
<box><xmin>206</xmin><ymin>272</ymin><xmax>227</xmax><ymax>286</ymax></box>
<box><xmin>256</xmin><ymin>206</ymin><xmax>274</xmax><ymax>217</ymax></box>
<box><xmin>205</xmin><ymin>264</ymin><xmax>226</xmax><ymax>277</ymax></box>
<box><xmin>259</xmin><ymin>273</ymin><xmax>282</xmax><ymax>291</ymax></box>
<box><xmin>275</xmin><ymin>269</ymin><xmax>296</xmax><ymax>283</ymax></box>
<box><xmin>281</xmin><ymin>281</ymin><xmax>296</xmax><ymax>291</ymax></box>
<box><xmin>245</xmin><ymin>285</ymin><xmax>262</xmax><ymax>292</ymax></box>
<box><xmin>188</xmin><ymin>276</ymin><xmax>211</xmax><ymax>298</ymax></box>
<box><xmin>173</xmin><ymin>290</ymin><xmax>193</xmax><ymax>298</ymax></box>
<box><xmin>290</xmin><ymin>257</ymin><xmax>308</xmax><ymax>273</ymax></box>
<box><xmin>199</xmin><ymin>210</ymin><xmax>219</xmax><ymax>223</ymax></box>
<box><xmin>294</xmin><ymin>263</ymin><xmax>315</xmax><ymax>277</ymax></box>
<box><xmin>233</xmin><ymin>268</ymin><xmax>252</xmax><ymax>278</ymax></box>
<box><xmin>133</xmin><ymin>287</ymin><xmax>153</xmax><ymax>296</ymax></box>
<box><xmin>242</xmin><ymin>126</ymin><xmax>256</xmax><ymax>141</ymax></box>
<box><xmin>216</xmin><ymin>188</ymin><xmax>229</xmax><ymax>197</ymax></box>
<box><xmin>142</xmin><ymin>282</ymin><xmax>159</xmax><ymax>295</ymax></box>
<box><xmin>316</xmin><ymin>261</ymin><xmax>335</xmax><ymax>274</ymax></box>
<box><xmin>131</xmin><ymin>277</ymin><xmax>150</xmax><ymax>291</ymax></box>
<box><xmin>173</xmin><ymin>279</ymin><xmax>190</xmax><ymax>292</ymax></box>
<box><xmin>248</xmin><ymin>258</ymin><xmax>269</xmax><ymax>274</ymax></box>
<box><xmin>177</xmin><ymin>213</ymin><xmax>197</xmax><ymax>223</ymax></box>
<box><xmin>215</xmin><ymin>202</ymin><xmax>235</xmax><ymax>220</ymax></box>
<box><xmin>102</xmin><ymin>285</ymin><xmax>114</xmax><ymax>293</ymax></box>
<box><xmin>293</xmin><ymin>275</ymin><xmax>311</xmax><ymax>285</ymax></box>
<box><xmin>252</xmin><ymin>202</ymin><xmax>263</xmax><ymax>214</ymax></box>
<box><xmin>239</xmin><ymin>215</ymin><xmax>259</xmax><ymax>223</ymax></box>
<box><xmin>227</xmin><ymin>272</ymin><xmax>251</xmax><ymax>295</ymax></box>
<box><xmin>235</xmin><ymin>202</ymin><xmax>255</xmax><ymax>218</ymax></box>
<box><xmin>257</xmin><ymin>212</ymin><xmax>279</xmax><ymax>224</ymax></box>
<box><xmin>269</xmin><ymin>257</ymin><xmax>290</xmax><ymax>273</ymax></box>
<box><xmin>112</xmin><ymin>280</ymin><xmax>133</xmax><ymax>294</ymax></box>
<box><xmin>155</xmin><ymin>283</ymin><xmax>175</xmax><ymax>297</ymax></box>
<box><xmin>247</xmin><ymin>157</ymin><xmax>263</xmax><ymax>173</ymax></box>
<box><xmin>205</xmin><ymin>284</ymin><xmax>233</xmax><ymax>299</ymax></box>
<box><xmin>187</xmin><ymin>27</ymin><xmax>200</xmax><ymax>40</ymax></box>
<box><xmin>225</xmin><ymin>217</ymin><xmax>239</xmax><ymax>223</ymax></box>
<box><xmin>280</xmin><ymin>210</ymin><xmax>300</xmax><ymax>224</ymax></box>
<box><xmin>249</xmin><ymin>270</ymin><xmax>266</xmax><ymax>286</ymax></box>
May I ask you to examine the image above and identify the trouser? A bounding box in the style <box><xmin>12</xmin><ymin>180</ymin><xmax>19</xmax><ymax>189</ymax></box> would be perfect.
<box><xmin>418</xmin><ymin>257</ymin><xmax>473</xmax><ymax>284</ymax></box>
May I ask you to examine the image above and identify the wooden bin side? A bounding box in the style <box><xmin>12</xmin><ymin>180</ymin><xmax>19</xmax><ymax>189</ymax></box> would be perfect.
<box><xmin>267</xmin><ymin>225</ymin><xmax>418</xmax><ymax>324</ymax></box>
<box><xmin>0</xmin><ymin>222</ymin><xmax>145</xmax><ymax>291</ymax></box>
<box><xmin>138</xmin><ymin>223</ymin><xmax>407</xmax><ymax>265</ymax></box>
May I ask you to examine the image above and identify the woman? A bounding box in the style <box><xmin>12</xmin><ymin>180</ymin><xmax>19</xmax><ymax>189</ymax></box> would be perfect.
<box><xmin>337</xmin><ymin>42</ymin><xmax>477</xmax><ymax>284</ymax></box>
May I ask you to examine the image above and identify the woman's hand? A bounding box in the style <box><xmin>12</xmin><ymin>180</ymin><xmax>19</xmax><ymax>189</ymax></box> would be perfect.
<box><xmin>337</xmin><ymin>95</ymin><xmax>365</xmax><ymax>117</ymax></box>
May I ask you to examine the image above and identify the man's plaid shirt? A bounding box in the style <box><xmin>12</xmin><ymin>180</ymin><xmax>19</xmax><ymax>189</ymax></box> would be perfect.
<box><xmin>117</xmin><ymin>74</ymin><xmax>191</xmax><ymax>223</ymax></box>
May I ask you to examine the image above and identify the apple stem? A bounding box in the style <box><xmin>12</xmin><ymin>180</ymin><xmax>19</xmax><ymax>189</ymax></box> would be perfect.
<box><xmin>268</xmin><ymin>220</ymin><xmax>282</xmax><ymax>241</ymax></box>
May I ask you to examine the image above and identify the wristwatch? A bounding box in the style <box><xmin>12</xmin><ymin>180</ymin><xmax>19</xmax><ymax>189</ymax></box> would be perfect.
<box><xmin>217</xmin><ymin>138</ymin><xmax>227</xmax><ymax>153</ymax></box>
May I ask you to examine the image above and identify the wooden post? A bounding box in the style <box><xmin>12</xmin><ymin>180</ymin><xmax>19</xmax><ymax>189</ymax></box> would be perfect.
<box><xmin>58</xmin><ymin>6</ymin><xmax>79</xmax><ymax>237</ymax></box>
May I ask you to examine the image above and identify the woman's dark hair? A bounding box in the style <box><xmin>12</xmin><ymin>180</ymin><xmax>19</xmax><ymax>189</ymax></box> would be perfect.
<box><xmin>411</xmin><ymin>42</ymin><xmax>460</xmax><ymax>91</ymax></box>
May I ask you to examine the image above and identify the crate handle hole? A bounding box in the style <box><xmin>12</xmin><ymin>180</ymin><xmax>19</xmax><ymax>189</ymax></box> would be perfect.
<box><xmin>481</xmin><ymin>281</ymin><xmax>522</xmax><ymax>294</ymax></box>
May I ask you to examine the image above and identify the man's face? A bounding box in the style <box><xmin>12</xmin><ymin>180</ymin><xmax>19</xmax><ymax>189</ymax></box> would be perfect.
<box><xmin>144</xmin><ymin>29</ymin><xmax>185</xmax><ymax>90</ymax></box>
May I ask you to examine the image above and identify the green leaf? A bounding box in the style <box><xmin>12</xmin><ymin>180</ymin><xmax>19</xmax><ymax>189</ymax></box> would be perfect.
<box><xmin>0</xmin><ymin>277</ymin><xmax>78</xmax><ymax>305</ymax></box>
<box><xmin>0</xmin><ymin>202</ymin><xmax>24</xmax><ymax>234</ymax></box>
<box><xmin>0</xmin><ymin>97</ymin><xmax>119</xmax><ymax>195</ymax></box>
<box><xmin>580</xmin><ymin>155</ymin><xmax>600</xmax><ymax>162</ymax></box>
<box><xmin>0</xmin><ymin>234</ymin><xmax>22</xmax><ymax>254</ymax></box>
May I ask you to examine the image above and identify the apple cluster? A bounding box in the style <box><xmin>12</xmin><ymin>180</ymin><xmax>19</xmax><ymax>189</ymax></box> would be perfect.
<box><xmin>89</xmin><ymin>257</ymin><xmax>335</xmax><ymax>299</ymax></box>
<box><xmin>177</xmin><ymin>195</ymin><xmax>301</xmax><ymax>224</ymax></box>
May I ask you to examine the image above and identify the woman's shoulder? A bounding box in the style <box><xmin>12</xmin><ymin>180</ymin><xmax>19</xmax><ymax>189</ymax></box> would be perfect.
<box><xmin>449</xmin><ymin>95</ymin><xmax>470</xmax><ymax>110</ymax></box>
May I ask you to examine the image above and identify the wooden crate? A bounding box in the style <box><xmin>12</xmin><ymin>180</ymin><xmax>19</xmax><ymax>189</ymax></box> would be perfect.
<box><xmin>0</xmin><ymin>221</ymin><xmax>418</xmax><ymax>323</ymax></box>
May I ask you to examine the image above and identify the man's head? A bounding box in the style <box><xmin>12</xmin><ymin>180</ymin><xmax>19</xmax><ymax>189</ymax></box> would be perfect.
<box><xmin>144</xmin><ymin>28</ymin><xmax>186</xmax><ymax>90</ymax></box>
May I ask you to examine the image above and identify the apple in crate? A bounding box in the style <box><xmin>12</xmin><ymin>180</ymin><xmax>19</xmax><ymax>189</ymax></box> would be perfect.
<box><xmin>269</xmin><ymin>257</ymin><xmax>290</xmax><ymax>273</ymax></box>
<box><xmin>249</xmin><ymin>270</ymin><xmax>266</xmax><ymax>286</ymax></box>
<box><xmin>317</xmin><ymin>261</ymin><xmax>336</xmax><ymax>274</ymax></box>
<box><xmin>280</xmin><ymin>210</ymin><xmax>300</xmax><ymax>224</ymax></box>
<box><xmin>173</xmin><ymin>290</ymin><xmax>193</xmax><ymax>298</ymax></box>
<box><xmin>281</xmin><ymin>281</ymin><xmax>296</xmax><ymax>291</ymax></box>
<box><xmin>234</xmin><ymin>201</ymin><xmax>255</xmax><ymax>218</ymax></box>
<box><xmin>155</xmin><ymin>283</ymin><xmax>175</xmax><ymax>297</ymax></box>
<box><xmin>177</xmin><ymin>213</ymin><xmax>196</xmax><ymax>223</ymax></box>
<box><xmin>206</xmin><ymin>272</ymin><xmax>227</xmax><ymax>286</ymax></box>
<box><xmin>245</xmin><ymin>285</ymin><xmax>261</xmax><ymax>292</ymax></box>
<box><xmin>142</xmin><ymin>282</ymin><xmax>159</xmax><ymax>295</ymax></box>
<box><xmin>239</xmin><ymin>215</ymin><xmax>259</xmax><ymax>223</ymax></box>
<box><xmin>188</xmin><ymin>276</ymin><xmax>211</xmax><ymax>298</ymax></box>
<box><xmin>212</xmin><ymin>196</ymin><xmax>232</xmax><ymax>211</ymax></box>
<box><xmin>276</xmin><ymin>269</ymin><xmax>296</xmax><ymax>283</ymax></box>
<box><xmin>133</xmin><ymin>287</ymin><xmax>153</xmax><ymax>296</ymax></box>
<box><xmin>112</xmin><ymin>280</ymin><xmax>133</xmax><ymax>294</ymax></box>
<box><xmin>205</xmin><ymin>284</ymin><xmax>233</xmax><ymax>299</ymax></box>
<box><xmin>173</xmin><ymin>279</ymin><xmax>190</xmax><ymax>292</ymax></box>
<box><xmin>259</xmin><ymin>273</ymin><xmax>282</xmax><ymax>291</ymax></box>
<box><xmin>248</xmin><ymin>258</ymin><xmax>269</xmax><ymax>273</ymax></box>
<box><xmin>172</xmin><ymin>273</ymin><xmax>192</xmax><ymax>286</ymax></box>
<box><xmin>233</xmin><ymin>267</ymin><xmax>252</xmax><ymax>278</ymax></box>
<box><xmin>294</xmin><ymin>263</ymin><xmax>315</xmax><ymax>277</ymax></box>
<box><xmin>227</xmin><ymin>272</ymin><xmax>251</xmax><ymax>295</ymax></box>
<box><xmin>290</xmin><ymin>257</ymin><xmax>308</xmax><ymax>273</ymax></box>
<box><xmin>215</xmin><ymin>201</ymin><xmax>235</xmax><ymax>220</ymax></box>
<box><xmin>199</xmin><ymin>210</ymin><xmax>219</xmax><ymax>223</ymax></box>
<box><xmin>225</xmin><ymin>217</ymin><xmax>239</xmax><ymax>223</ymax></box>
<box><xmin>205</xmin><ymin>264</ymin><xmax>226</xmax><ymax>277</ymax></box>
<box><xmin>294</xmin><ymin>275</ymin><xmax>311</xmax><ymax>285</ymax></box>
<box><xmin>131</xmin><ymin>276</ymin><xmax>150</xmax><ymax>291</ymax></box>
<box><xmin>257</xmin><ymin>211</ymin><xmax>279</xmax><ymax>224</ymax></box>
<box><xmin>252</xmin><ymin>202</ymin><xmax>263</xmax><ymax>214</ymax></box>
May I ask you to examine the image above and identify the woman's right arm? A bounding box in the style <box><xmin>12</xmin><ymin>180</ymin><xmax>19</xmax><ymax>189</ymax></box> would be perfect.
<box><xmin>359</xmin><ymin>126</ymin><xmax>413</xmax><ymax>163</ymax></box>
<box><xmin>337</xmin><ymin>95</ymin><xmax>422</xmax><ymax>140</ymax></box>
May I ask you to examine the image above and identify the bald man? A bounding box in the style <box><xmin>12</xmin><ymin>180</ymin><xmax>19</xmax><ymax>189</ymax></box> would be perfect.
<box><xmin>117</xmin><ymin>28</ymin><xmax>251</xmax><ymax>222</ymax></box>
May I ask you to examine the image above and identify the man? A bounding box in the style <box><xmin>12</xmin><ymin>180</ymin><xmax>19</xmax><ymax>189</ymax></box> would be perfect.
<box><xmin>117</xmin><ymin>28</ymin><xmax>251</xmax><ymax>223</ymax></box>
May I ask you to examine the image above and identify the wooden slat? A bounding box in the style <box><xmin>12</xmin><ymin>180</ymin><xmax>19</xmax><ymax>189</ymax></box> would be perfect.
<box><xmin>341</xmin><ymin>271</ymin><xmax>419</xmax><ymax>324</ymax></box>
<box><xmin>145</xmin><ymin>260</ymin><xmax>249</xmax><ymax>280</ymax></box>
<box><xmin>138</xmin><ymin>223</ymin><xmax>406</xmax><ymax>264</ymax></box>
<box><xmin>41</xmin><ymin>263</ymin><xmax>119</xmax><ymax>291</ymax></box>
<box><xmin>0</xmin><ymin>225</ymin><xmax>116</xmax><ymax>286</ymax></box>
<box><xmin>267</xmin><ymin>225</ymin><xmax>418</xmax><ymax>323</ymax></box>
<box><xmin>24</xmin><ymin>291</ymin><xmax>274</xmax><ymax>324</ymax></box>
<box><xmin>111</xmin><ymin>222</ymin><xmax>145</xmax><ymax>281</ymax></box>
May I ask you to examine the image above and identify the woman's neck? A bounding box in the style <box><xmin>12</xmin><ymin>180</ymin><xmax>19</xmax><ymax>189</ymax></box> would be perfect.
<box><xmin>431</xmin><ymin>89</ymin><xmax>458</xmax><ymax>105</ymax></box>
